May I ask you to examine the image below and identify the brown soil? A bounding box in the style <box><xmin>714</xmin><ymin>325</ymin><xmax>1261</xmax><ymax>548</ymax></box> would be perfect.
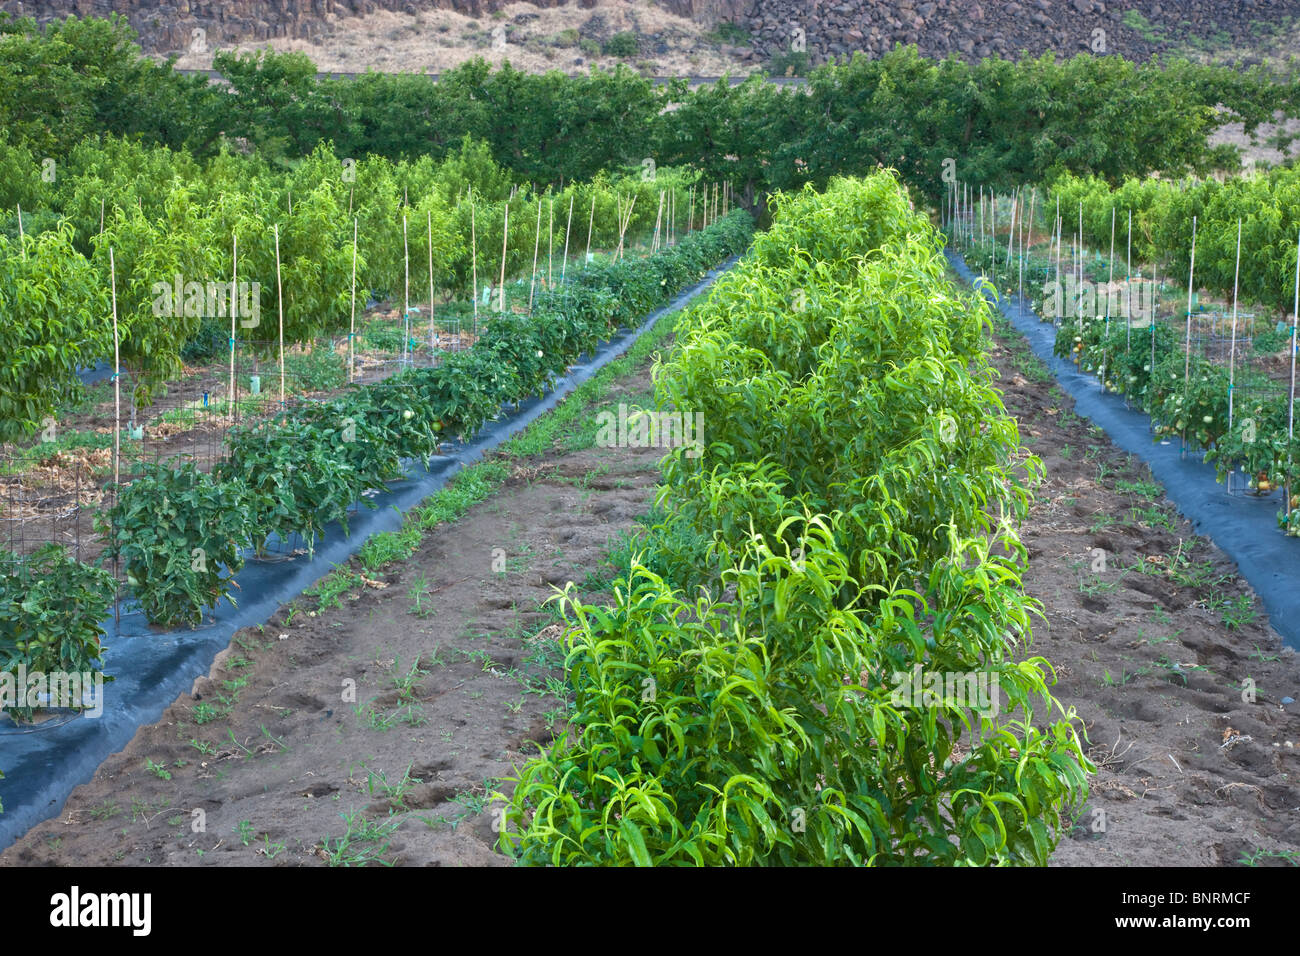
<box><xmin>1</xmin><ymin>357</ymin><xmax>664</xmax><ymax>866</ymax></box>
<box><xmin>988</xmin><ymin>323</ymin><xmax>1300</xmax><ymax>867</ymax></box>
<box><xmin>4</xmin><ymin>305</ymin><xmax>1300</xmax><ymax>866</ymax></box>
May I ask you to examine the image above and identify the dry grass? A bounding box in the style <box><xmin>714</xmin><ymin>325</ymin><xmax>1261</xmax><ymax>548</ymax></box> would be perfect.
<box><xmin>168</xmin><ymin>0</ymin><xmax>756</xmax><ymax>77</ymax></box>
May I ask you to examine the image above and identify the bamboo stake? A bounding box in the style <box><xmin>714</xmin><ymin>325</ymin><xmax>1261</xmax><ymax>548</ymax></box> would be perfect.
<box><xmin>1078</xmin><ymin>202</ymin><xmax>1084</xmax><ymax>317</ymax></box>
<box><xmin>1228</xmin><ymin>218</ymin><xmax>1242</xmax><ymax>438</ymax></box>
<box><xmin>1126</xmin><ymin>209</ymin><xmax>1133</xmax><ymax>349</ymax></box>
<box><xmin>561</xmin><ymin>194</ymin><xmax>573</xmax><ymax>280</ymax></box>
<box><xmin>672</xmin><ymin>187</ymin><xmax>677</xmax><ymax>244</ymax></box>
<box><xmin>499</xmin><ymin>201</ymin><xmax>509</xmax><ymax>312</ymax></box>
<box><xmin>1005</xmin><ymin>193</ymin><xmax>1017</xmax><ymax>270</ymax></box>
<box><xmin>547</xmin><ymin>197</ymin><xmax>554</xmax><ymax>287</ymax></box>
<box><xmin>1102</xmin><ymin>206</ymin><xmax>1115</xmax><ymax>384</ymax></box>
<box><xmin>617</xmin><ymin>195</ymin><xmax>636</xmax><ymax>260</ymax></box>
<box><xmin>350</xmin><ymin>218</ymin><xmax>358</xmax><ymax>382</ymax></box>
<box><xmin>585</xmin><ymin>193</ymin><xmax>596</xmax><ymax>266</ymax></box>
<box><xmin>16</xmin><ymin>204</ymin><xmax>24</xmax><ymax>260</ymax></box>
<box><xmin>1054</xmin><ymin>212</ymin><xmax>1062</xmax><ymax>327</ymax></box>
<box><xmin>1151</xmin><ymin>261</ymin><xmax>1161</xmax><ymax>394</ymax></box>
<box><xmin>110</xmin><ymin>248</ymin><xmax>120</xmax><ymax>492</ymax></box>
<box><xmin>230</xmin><ymin>234</ymin><xmax>238</xmax><ymax>407</ymax></box>
<box><xmin>529</xmin><ymin>198</ymin><xmax>542</xmax><ymax>313</ymax></box>
<box><xmin>436</xmin><ymin>208</ymin><xmax>441</xmax><ymax>348</ymax></box>
<box><xmin>403</xmin><ymin>213</ymin><xmax>410</xmax><ymax>365</ymax></box>
<box><xmin>1183</xmin><ymin>216</ymin><xmax>1199</xmax><ymax>452</ymax></box>
<box><xmin>1283</xmin><ymin>229</ymin><xmax>1300</xmax><ymax>522</ymax></box>
<box><xmin>470</xmin><ymin>191</ymin><xmax>479</xmax><ymax>332</ymax></box>
<box><xmin>274</xmin><ymin>224</ymin><xmax>285</xmax><ymax>406</ymax></box>
<box><xmin>653</xmin><ymin>190</ymin><xmax>664</xmax><ymax>253</ymax></box>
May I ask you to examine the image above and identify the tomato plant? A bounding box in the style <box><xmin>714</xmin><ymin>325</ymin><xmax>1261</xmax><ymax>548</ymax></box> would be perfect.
<box><xmin>0</xmin><ymin>544</ymin><xmax>117</xmax><ymax>722</ymax></box>
<box><xmin>98</xmin><ymin>462</ymin><xmax>253</xmax><ymax>627</ymax></box>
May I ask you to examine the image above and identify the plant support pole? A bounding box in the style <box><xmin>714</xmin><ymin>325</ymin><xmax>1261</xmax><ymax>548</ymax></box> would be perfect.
<box><xmin>1228</xmin><ymin>218</ymin><xmax>1242</xmax><ymax>440</ymax></box>
<box><xmin>230</xmin><ymin>233</ymin><xmax>238</xmax><ymax>408</ymax></box>
<box><xmin>275</xmin><ymin>224</ymin><xmax>286</xmax><ymax>406</ymax></box>
<box><xmin>561</xmin><ymin>194</ymin><xmax>573</xmax><ymax>281</ymax></box>
<box><xmin>350</xmin><ymin>218</ymin><xmax>358</xmax><ymax>382</ymax></box>
<box><xmin>1183</xmin><ymin>216</ymin><xmax>1198</xmax><ymax>453</ymax></box>
<box><xmin>529</xmin><ymin>198</ymin><xmax>541</xmax><ymax>314</ymax></box>
<box><xmin>499</xmin><ymin>200</ymin><xmax>509</xmax><ymax>313</ymax></box>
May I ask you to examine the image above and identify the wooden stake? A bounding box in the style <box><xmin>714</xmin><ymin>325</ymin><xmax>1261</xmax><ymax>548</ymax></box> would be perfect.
<box><xmin>616</xmin><ymin>195</ymin><xmax>636</xmax><ymax>260</ymax></box>
<box><xmin>1228</xmin><ymin>218</ymin><xmax>1242</xmax><ymax>434</ymax></box>
<box><xmin>274</xmin><ymin>225</ymin><xmax>285</xmax><ymax>406</ymax></box>
<box><xmin>1183</xmin><ymin>216</ymin><xmax>1199</xmax><ymax>450</ymax></box>
<box><xmin>350</xmin><ymin>218</ymin><xmax>358</xmax><ymax>382</ymax></box>
<box><xmin>1126</xmin><ymin>209</ymin><xmax>1133</xmax><ymax>349</ymax></box>
<box><xmin>470</xmin><ymin>190</ymin><xmax>479</xmax><ymax>331</ymax></box>
<box><xmin>403</xmin><ymin>213</ymin><xmax>410</xmax><ymax>365</ymax></box>
<box><xmin>110</xmin><ymin>248</ymin><xmax>120</xmax><ymax>492</ymax></box>
<box><xmin>1288</xmin><ymin>228</ymin><xmax>1300</xmax><ymax>449</ymax></box>
<box><xmin>561</xmin><ymin>194</ymin><xmax>573</xmax><ymax>281</ymax></box>
<box><xmin>529</xmin><ymin>198</ymin><xmax>542</xmax><ymax>313</ymax></box>
<box><xmin>436</xmin><ymin>208</ymin><xmax>441</xmax><ymax>348</ymax></box>
<box><xmin>499</xmin><ymin>201</ymin><xmax>509</xmax><ymax>312</ymax></box>
<box><xmin>230</xmin><ymin>233</ymin><xmax>238</xmax><ymax>407</ymax></box>
<box><xmin>652</xmin><ymin>190</ymin><xmax>664</xmax><ymax>253</ymax></box>
<box><xmin>1103</xmin><ymin>206</ymin><xmax>1115</xmax><ymax>381</ymax></box>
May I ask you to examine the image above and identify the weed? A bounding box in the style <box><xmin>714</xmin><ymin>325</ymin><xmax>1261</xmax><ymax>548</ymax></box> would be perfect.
<box><xmin>305</xmin><ymin>567</ymin><xmax>364</xmax><ymax>610</ymax></box>
<box><xmin>319</xmin><ymin>809</ymin><xmax>401</xmax><ymax>867</ymax></box>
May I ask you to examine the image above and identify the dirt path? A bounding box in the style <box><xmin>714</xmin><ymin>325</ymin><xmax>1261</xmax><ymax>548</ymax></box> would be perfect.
<box><xmin>987</xmin><ymin>316</ymin><xmax>1300</xmax><ymax>867</ymax></box>
<box><xmin>1</xmin><ymin>351</ymin><xmax>666</xmax><ymax>866</ymax></box>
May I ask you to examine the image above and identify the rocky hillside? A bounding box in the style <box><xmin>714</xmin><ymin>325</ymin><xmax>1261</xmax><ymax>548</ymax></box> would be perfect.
<box><xmin>742</xmin><ymin>0</ymin><xmax>1300</xmax><ymax>68</ymax></box>
<box><xmin>2</xmin><ymin>0</ymin><xmax>1296</xmax><ymax>69</ymax></box>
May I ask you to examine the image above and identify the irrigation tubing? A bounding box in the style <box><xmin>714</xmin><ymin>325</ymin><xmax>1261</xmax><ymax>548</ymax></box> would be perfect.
<box><xmin>0</xmin><ymin>254</ymin><xmax>741</xmax><ymax>851</ymax></box>
<box><xmin>947</xmin><ymin>249</ymin><xmax>1300</xmax><ymax>654</ymax></box>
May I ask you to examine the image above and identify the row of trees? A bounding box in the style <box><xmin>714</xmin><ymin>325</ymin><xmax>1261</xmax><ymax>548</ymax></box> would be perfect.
<box><xmin>1052</xmin><ymin>164</ymin><xmax>1300</xmax><ymax>315</ymax></box>
<box><xmin>0</xmin><ymin>130</ymin><xmax>710</xmax><ymax>440</ymax></box>
<box><xmin>2</xmin><ymin>13</ymin><xmax>1297</xmax><ymax>207</ymax></box>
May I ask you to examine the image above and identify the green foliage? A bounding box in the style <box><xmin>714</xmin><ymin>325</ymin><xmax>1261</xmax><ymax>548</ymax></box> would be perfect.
<box><xmin>11</xmin><ymin>17</ymin><xmax>1293</xmax><ymax>207</ymax></box>
<box><xmin>221</xmin><ymin>413</ymin><xmax>362</xmax><ymax>557</ymax></box>
<box><xmin>602</xmin><ymin>32</ymin><xmax>639</xmax><ymax>57</ymax></box>
<box><xmin>0</xmin><ymin>544</ymin><xmax>116</xmax><ymax>722</ymax></box>
<box><xmin>0</xmin><ymin>221</ymin><xmax>112</xmax><ymax>442</ymax></box>
<box><xmin>101</xmin><ymin>212</ymin><xmax>749</xmax><ymax>625</ymax></box>
<box><xmin>768</xmin><ymin>50</ymin><xmax>810</xmax><ymax>76</ymax></box>
<box><xmin>1122</xmin><ymin>9</ymin><xmax>1169</xmax><ymax>44</ymax></box>
<box><xmin>283</xmin><ymin>346</ymin><xmax>346</xmax><ymax>393</ymax></box>
<box><xmin>499</xmin><ymin>173</ymin><xmax>1090</xmax><ymax>866</ymax></box>
<box><xmin>99</xmin><ymin>462</ymin><xmax>253</xmax><ymax>627</ymax></box>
